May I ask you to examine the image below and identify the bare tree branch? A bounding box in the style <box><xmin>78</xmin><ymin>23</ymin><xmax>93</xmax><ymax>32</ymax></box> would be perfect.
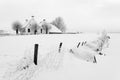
<box><xmin>51</xmin><ymin>17</ymin><xmax>66</xmax><ymax>32</ymax></box>
<box><xmin>12</xmin><ymin>21</ymin><xmax>22</xmax><ymax>34</ymax></box>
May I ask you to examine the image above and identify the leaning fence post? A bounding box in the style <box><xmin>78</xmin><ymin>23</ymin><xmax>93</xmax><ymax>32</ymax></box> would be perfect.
<box><xmin>82</xmin><ymin>41</ymin><xmax>87</xmax><ymax>46</ymax></box>
<box><xmin>93</xmin><ymin>56</ymin><xmax>97</xmax><ymax>63</ymax></box>
<box><xmin>59</xmin><ymin>42</ymin><xmax>63</xmax><ymax>53</ymax></box>
<box><xmin>77</xmin><ymin>42</ymin><xmax>81</xmax><ymax>48</ymax></box>
<box><xmin>34</xmin><ymin>44</ymin><xmax>39</xmax><ymax>65</ymax></box>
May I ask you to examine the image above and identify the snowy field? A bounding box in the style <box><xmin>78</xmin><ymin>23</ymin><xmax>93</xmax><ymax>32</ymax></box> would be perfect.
<box><xmin>0</xmin><ymin>33</ymin><xmax>120</xmax><ymax>80</ymax></box>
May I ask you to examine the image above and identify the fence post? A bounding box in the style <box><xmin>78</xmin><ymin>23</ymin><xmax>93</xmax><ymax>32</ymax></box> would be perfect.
<box><xmin>82</xmin><ymin>41</ymin><xmax>87</xmax><ymax>46</ymax></box>
<box><xmin>77</xmin><ymin>42</ymin><xmax>81</xmax><ymax>48</ymax></box>
<box><xmin>59</xmin><ymin>42</ymin><xmax>63</xmax><ymax>53</ymax></box>
<box><xmin>93</xmin><ymin>56</ymin><xmax>97</xmax><ymax>63</ymax></box>
<box><xmin>34</xmin><ymin>44</ymin><xmax>39</xmax><ymax>65</ymax></box>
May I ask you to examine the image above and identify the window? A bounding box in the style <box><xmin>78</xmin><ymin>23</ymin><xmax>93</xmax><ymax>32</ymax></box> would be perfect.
<box><xmin>28</xmin><ymin>29</ymin><xmax>30</xmax><ymax>32</ymax></box>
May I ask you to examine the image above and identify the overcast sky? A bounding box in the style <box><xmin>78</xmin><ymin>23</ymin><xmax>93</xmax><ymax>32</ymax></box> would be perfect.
<box><xmin>0</xmin><ymin>0</ymin><xmax>120</xmax><ymax>32</ymax></box>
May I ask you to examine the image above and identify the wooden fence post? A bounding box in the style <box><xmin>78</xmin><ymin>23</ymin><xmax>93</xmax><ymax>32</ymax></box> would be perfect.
<box><xmin>59</xmin><ymin>42</ymin><xmax>63</xmax><ymax>53</ymax></box>
<box><xmin>77</xmin><ymin>42</ymin><xmax>81</xmax><ymax>48</ymax></box>
<box><xmin>34</xmin><ymin>44</ymin><xmax>39</xmax><ymax>65</ymax></box>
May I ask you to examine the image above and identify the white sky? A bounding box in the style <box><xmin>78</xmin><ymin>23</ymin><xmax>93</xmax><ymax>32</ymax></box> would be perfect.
<box><xmin>0</xmin><ymin>0</ymin><xmax>120</xmax><ymax>32</ymax></box>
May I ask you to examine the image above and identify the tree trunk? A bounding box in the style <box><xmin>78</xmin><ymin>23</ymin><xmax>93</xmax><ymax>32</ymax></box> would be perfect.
<box><xmin>46</xmin><ymin>28</ymin><xmax>48</xmax><ymax>34</ymax></box>
<box><xmin>34</xmin><ymin>30</ymin><xmax>37</xmax><ymax>34</ymax></box>
<box><xmin>41</xmin><ymin>29</ymin><xmax>42</xmax><ymax>34</ymax></box>
<box><xmin>16</xmin><ymin>29</ymin><xmax>18</xmax><ymax>34</ymax></box>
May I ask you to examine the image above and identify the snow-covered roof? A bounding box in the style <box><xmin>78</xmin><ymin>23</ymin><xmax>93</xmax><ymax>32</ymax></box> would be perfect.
<box><xmin>39</xmin><ymin>20</ymin><xmax>61</xmax><ymax>32</ymax></box>
<box><xmin>23</xmin><ymin>16</ymin><xmax>38</xmax><ymax>28</ymax></box>
<box><xmin>39</xmin><ymin>20</ymin><xmax>47</xmax><ymax>27</ymax></box>
<box><xmin>49</xmin><ymin>24</ymin><xmax>61</xmax><ymax>32</ymax></box>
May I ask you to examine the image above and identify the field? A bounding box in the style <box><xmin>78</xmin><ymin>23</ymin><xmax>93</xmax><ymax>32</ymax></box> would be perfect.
<box><xmin>0</xmin><ymin>33</ymin><xmax>120</xmax><ymax>80</ymax></box>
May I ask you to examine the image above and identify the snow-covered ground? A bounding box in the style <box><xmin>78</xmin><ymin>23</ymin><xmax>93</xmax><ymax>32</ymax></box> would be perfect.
<box><xmin>0</xmin><ymin>33</ymin><xmax>120</xmax><ymax>80</ymax></box>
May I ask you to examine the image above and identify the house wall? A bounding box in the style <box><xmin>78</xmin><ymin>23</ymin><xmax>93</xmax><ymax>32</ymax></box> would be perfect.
<box><xmin>25</xmin><ymin>27</ymin><xmax>47</xmax><ymax>35</ymax></box>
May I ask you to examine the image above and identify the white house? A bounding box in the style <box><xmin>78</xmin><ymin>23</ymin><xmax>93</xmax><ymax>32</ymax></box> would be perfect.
<box><xmin>21</xmin><ymin>16</ymin><xmax>62</xmax><ymax>35</ymax></box>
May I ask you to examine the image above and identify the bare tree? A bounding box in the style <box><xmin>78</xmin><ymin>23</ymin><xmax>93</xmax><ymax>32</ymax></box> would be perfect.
<box><xmin>42</xmin><ymin>23</ymin><xmax>51</xmax><ymax>34</ymax></box>
<box><xmin>31</xmin><ymin>23</ymin><xmax>39</xmax><ymax>34</ymax></box>
<box><xmin>12</xmin><ymin>21</ymin><xmax>22</xmax><ymax>34</ymax></box>
<box><xmin>51</xmin><ymin>17</ymin><xmax>66</xmax><ymax>33</ymax></box>
<box><xmin>19</xmin><ymin>28</ymin><xmax>26</xmax><ymax>35</ymax></box>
